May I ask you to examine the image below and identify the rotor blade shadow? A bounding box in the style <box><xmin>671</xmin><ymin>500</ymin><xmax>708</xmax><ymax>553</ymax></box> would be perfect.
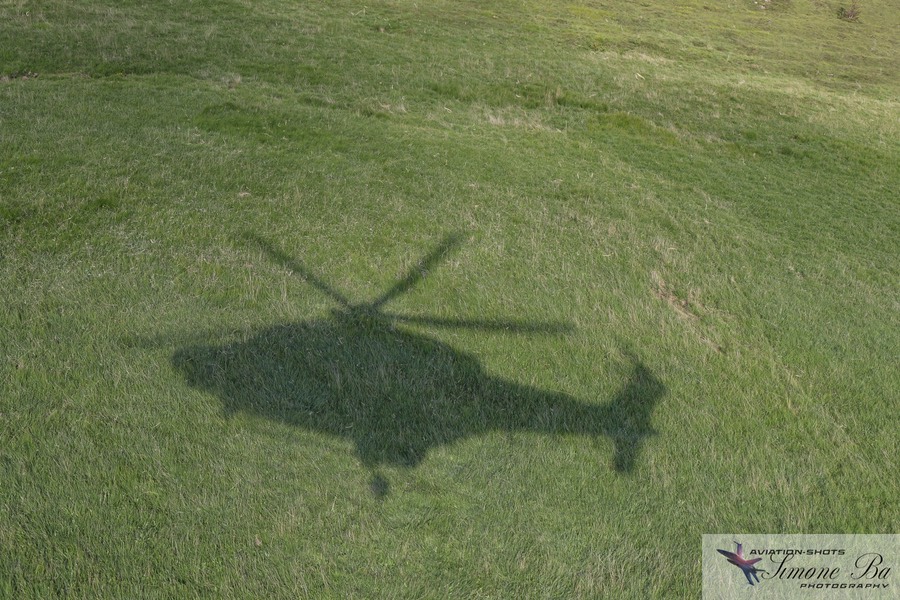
<box><xmin>369</xmin><ymin>233</ymin><xmax>466</xmax><ymax>310</ymax></box>
<box><xmin>385</xmin><ymin>313</ymin><xmax>574</xmax><ymax>335</ymax></box>
<box><xmin>242</xmin><ymin>233</ymin><xmax>352</xmax><ymax>309</ymax></box>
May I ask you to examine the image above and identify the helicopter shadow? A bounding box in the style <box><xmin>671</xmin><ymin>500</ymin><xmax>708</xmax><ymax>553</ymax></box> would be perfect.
<box><xmin>171</xmin><ymin>234</ymin><xmax>666</xmax><ymax>493</ymax></box>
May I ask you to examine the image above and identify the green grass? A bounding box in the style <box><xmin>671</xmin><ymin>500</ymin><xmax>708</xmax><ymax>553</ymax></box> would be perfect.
<box><xmin>1</xmin><ymin>0</ymin><xmax>898</xmax><ymax>597</ymax></box>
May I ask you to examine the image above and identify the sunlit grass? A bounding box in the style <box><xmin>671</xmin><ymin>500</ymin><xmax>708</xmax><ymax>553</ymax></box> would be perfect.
<box><xmin>1</xmin><ymin>0</ymin><xmax>898</xmax><ymax>597</ymax></box>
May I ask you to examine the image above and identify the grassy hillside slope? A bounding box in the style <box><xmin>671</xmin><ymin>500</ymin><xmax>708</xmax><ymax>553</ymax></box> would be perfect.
<box><xmin>1</xmin><ymin>0</ymin><xmax>898</xmax><ymax>597</ymax></box>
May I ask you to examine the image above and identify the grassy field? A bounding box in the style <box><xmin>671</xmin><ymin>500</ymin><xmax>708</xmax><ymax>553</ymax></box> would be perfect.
<box><xmin>1</xmin><ymin>0</ymin><xmax>898</xmax><ymax>597</ymax></box>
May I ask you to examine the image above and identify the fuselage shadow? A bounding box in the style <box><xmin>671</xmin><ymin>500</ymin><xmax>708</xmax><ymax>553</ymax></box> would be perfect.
<box><xmin>172</xmin><ymin>312</ymin><xmax>664</xmax><ymax>478</ymax></box>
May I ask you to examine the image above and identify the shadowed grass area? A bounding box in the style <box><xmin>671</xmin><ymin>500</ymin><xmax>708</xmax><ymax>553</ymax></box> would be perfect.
<box><xmin>1</xmin><ymin>0</ymin><xmax>898</xmax><ymax>597</ymax></box>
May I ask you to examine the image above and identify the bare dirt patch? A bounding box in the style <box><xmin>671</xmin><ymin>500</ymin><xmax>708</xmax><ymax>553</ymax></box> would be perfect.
<box><xmin>651</xmin><ymin>271</ymin><xmax>724</xmax><ymax>353</ymax></box>
<box><xmin>652</xmin><ymin>271</ymin><xmax>699</xmax><ymax>321</ymax></box>
<box><xmin>1</xmin><ymin>71</ymin><xmax>39</xmax><ymax>83</ymax></box>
